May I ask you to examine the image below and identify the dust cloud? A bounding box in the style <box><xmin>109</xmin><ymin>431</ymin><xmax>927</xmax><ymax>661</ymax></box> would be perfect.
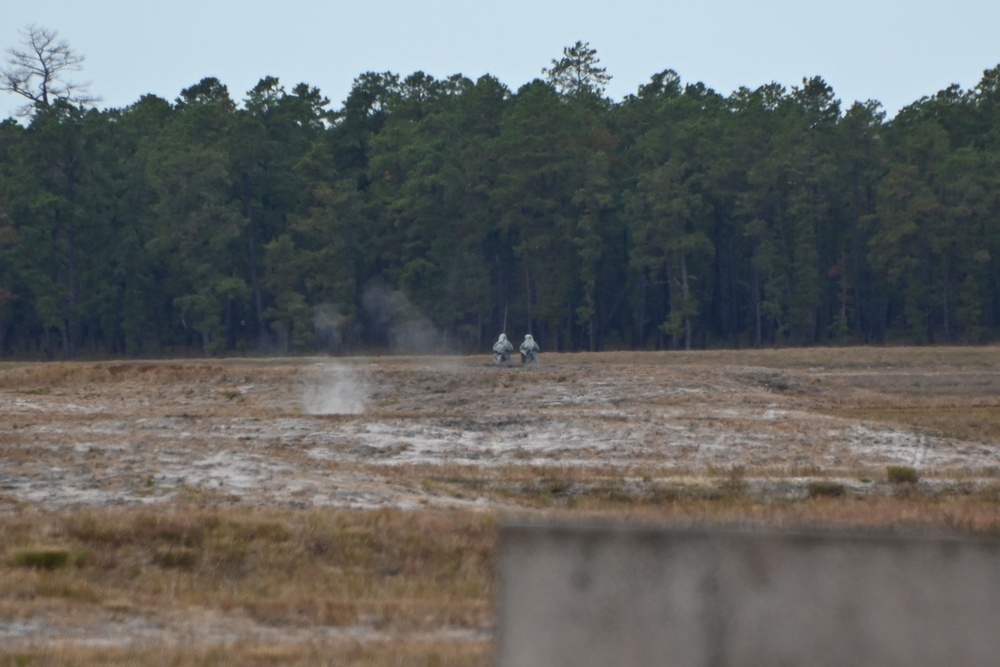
<box><xmin>311</xmin><ymin>304</ymin><xmax>349</xmax><ymax>352</ymax></box>
<box><xmin>301</xmin><ymin>363</ymin><xmax>369</xmax><ymax>415</ymax></box>
<box><xmin>362</xmin><ymin>282</ymin><xmax>446</xmax><ymax>355</ymax></box>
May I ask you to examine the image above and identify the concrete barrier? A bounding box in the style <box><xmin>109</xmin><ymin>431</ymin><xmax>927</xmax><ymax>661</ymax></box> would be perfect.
<box><xmin>494</xmin><ymin>522</ymin><xmax>1000</xmax><ymax>666</ymax></box>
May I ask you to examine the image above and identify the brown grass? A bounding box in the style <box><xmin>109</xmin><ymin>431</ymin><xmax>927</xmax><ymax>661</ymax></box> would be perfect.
<box><xmin>828</xmin><ymin>404</ymin><xmax>1000</xmax><ymax>442</ymax></box>
<box><xmin>2</xmin><ymin>346</ymin><xmax>1000</xmax><ymax>663</ymax></box>
<box><xmin>0</xmin><ymin>642</ymin><xmax>489</xmax><ymax>667</ymax></box>
<box><xmin>1</xmin><ymin>507</ymin><xmax>494</xmax><ymax>622</ymax></box>
<box><xmin>4</xmin><ymin>495</ymin><xmax>1000</xmax><ymax>664</ymax></box>
<box><xmin>0</xmin><ymin>507</ymin><xmax>494</xmax><ymax>664</ymax></box>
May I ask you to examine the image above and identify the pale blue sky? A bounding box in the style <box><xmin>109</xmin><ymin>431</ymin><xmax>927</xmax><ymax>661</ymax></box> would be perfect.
<box><xmin>2</xmin><ymin>0</ymin><xmax>999</xmax><ymax>120</ymax></box>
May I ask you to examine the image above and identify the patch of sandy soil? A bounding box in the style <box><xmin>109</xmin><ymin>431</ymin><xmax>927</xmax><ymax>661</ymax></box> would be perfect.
<box><xmin>1</xmin><ymin>351</ymin><xmax>999</xmax><ymax>648</ymax></box>
<box><xmin>3</xmin><ymin>354</ymin><xmax>998</xmax><ymax>513</ymax></box>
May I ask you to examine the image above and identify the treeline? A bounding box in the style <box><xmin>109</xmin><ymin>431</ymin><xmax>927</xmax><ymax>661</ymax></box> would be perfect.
<box><xmin>1</xmin><ymin>51</ymin><xmax>1000</xmax><ymax>357</ymax></box>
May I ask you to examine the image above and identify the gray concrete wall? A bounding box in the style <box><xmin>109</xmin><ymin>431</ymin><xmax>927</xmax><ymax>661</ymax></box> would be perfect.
<box><xmin>494</xmin><ymin>523</ymin><xmax>1000</xmax><ymax>667</ymax></box>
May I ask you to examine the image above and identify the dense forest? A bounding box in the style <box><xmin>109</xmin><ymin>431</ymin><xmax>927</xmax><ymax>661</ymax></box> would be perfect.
<box><xmin>1</xmin><ymin>39</ymin><xmax>1000</xmax><ymax>358</ymax></box>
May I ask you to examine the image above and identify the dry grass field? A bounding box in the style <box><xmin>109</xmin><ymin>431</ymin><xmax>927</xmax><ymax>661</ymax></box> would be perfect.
<box><xmin>2</xmin><ymin>346</ymin><xmax>999</xmax><ymax>665</ymax></box>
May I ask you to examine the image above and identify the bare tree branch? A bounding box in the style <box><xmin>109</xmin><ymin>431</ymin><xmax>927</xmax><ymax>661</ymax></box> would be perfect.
<box><xmin>1</xmin><ymin>24</ymin><xmax>98</xmax><ymax>116</ymax></box>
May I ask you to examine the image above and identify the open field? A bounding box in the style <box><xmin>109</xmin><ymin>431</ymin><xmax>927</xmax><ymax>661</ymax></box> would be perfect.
<box><xmin>2</xmin><ymin>347</ymin><xmax>1000</xmax><ymax>664</ymax></box>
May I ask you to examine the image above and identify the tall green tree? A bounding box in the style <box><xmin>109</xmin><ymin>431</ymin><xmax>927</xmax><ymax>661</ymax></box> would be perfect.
<box><xmin>146</xmin><ymin>78</ymin><xmax>245</xmax><ymax>354</ymax></box>
<box><xmin>868</xmin><ymin>115</ymin><xmax>949</xmax><ymax>342</ymax></box>
<box><xmin>543</xmin><ymin>40</ymin><xmax>612</xmax><ymax>101</ymax></box>
<box><xmin>8</xmin><ymin>101</ymin><xmax>99</xmax><ymax>356</ymax></box>
<box><xmin>493</xmin><ymin>80</ymin><xmax>587</xmax><ymax>347</ymax></box>
<box><xmin>233</xmin><ymin>77</ymin><xmax>331</xmax><ymax>351</ymax></box>
<box><xmin>624</xmin><ymin>77</ymin><xmax>722</xmax><ymax>349</ymax></box>
<box><xmin>833</xmin><ymin>100</ymin><xmax>885</xmax><ymax>342</ymax></box>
